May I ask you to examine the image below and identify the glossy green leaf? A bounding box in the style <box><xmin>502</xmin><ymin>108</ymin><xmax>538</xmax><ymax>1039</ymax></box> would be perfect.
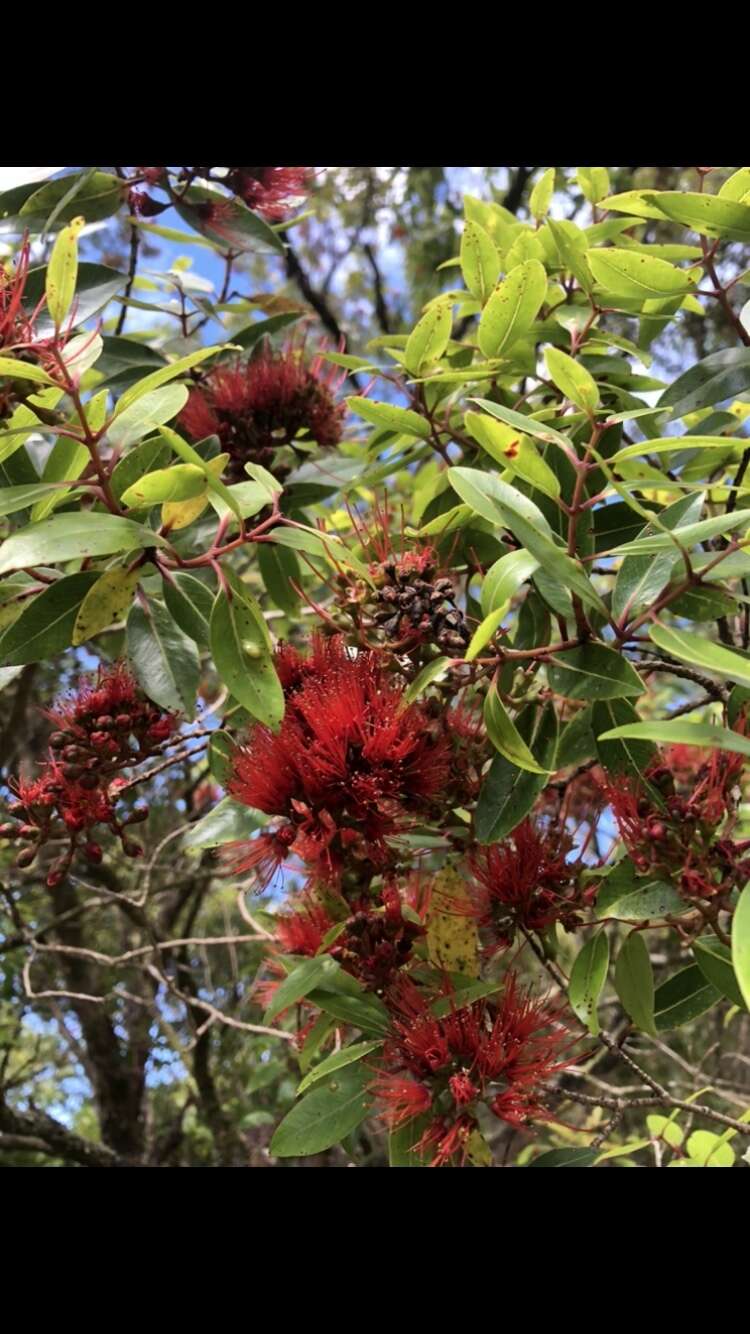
<box><xmin>569</xmin><ymin>930</ymin><xmax>609</xmax><ymax>1035</ymax></box>
<box><xmin>545</xmin><ymin>346</ymin><xmax>599</xmax><ymax>413</ymax></box>
<box><xmin>403</xmin><ymin>656</ymin><xmax>451</xmax><ymax>704</ymax></box>
<box><xmin>209</xmin><ymin>585</ymin><xmax>284</xmax><ymax>729</ymax></box>
<box><xmin>597</xmin><ymin>719</ymin><xmax>750</xmax><ymax>761</ymax></box>
<box><xmin>649</xmin><ymin>191</ymin><xmax>750</xmax><ymax>242</ymax></box>
<box><xmin>475</xmin><ymin>702</ymin><xmax>558</xmax><ymax>844</ymax></box>
<box><xmin>0</xmin><ymin>513</ymin><xmax>163</xmax><ymax>575</ymax></box>
<box><xmin>120</xmin><ymin>463</ymin><xmax>207</xmax><ymax>508</ymax></box>
<box><xmin>654</xmin><ymin>965</ymin><xmax>720</xmax><ymax>1030</ymax></box>
<box><xmin>0</xmin><ymin>356</ymin><xmax>55</xmax><ymax>387</ymax></box>
<box><xmin>404</xmin><ymin>300</ymin><xmax>452</xmax><ymax>375</ymax></box>
<box><xmin>270</xmin><ymin>1061</ymin><xmax>373</xmax><ymax>1158</ymax></box>
<box><xmin>477</xmin><ymin>259</ymin><xmax>547</xmax><ymax>358</ymax></box>
<box><xmin>576</xmin><ymin>167</ymin><xmax>610</xmax><ymax>204</ymax></box>
<box><xmin>649</xmin><ymin>623</ymin><xmax>750</xmax><ymax>691</ymax></box>
<box><xmin>182</xmin><ymin>797</ymin><xmax>266</xmax><ymax>851</ymax></box>
<box><xmin>264</xmin><ymin>955</ymin><xmax>345</xmax><ymax>1025</ymax></box>
<box><xmin>658</xmin><ymin>347</ymin><xmax>750</xmax><ymax>420</ymax></box>
<box><xmin>484</xmin><ymin>676</ymin><xmax>553</xmax><ymax>774</ymax></box>
<box><xmin>346</xmin><ymin>397</ymin><xmax>431</xmax><ymax>440</ymax></box>
<box><xmin>297</xmin><ymin>1040</ymin><xmax>383</xmax><ymax>1095</ymax></box>
<box><xmin>305</xmin><ymin>989</ymin><xmax>391</xmax><ymax>1037</ymax></box>
<box><xmin>530</xmin><ymin>168</ymin><xmax>555</xmax><ymax>220</ymax></box>
<box><xmin>614</xmin><ymin>931</ymin><xmax>657</xmax><ymax>1035</ymax></box>
<box><xmin>588</xmin><ymin>247</ymin><xmax>694</xmax><ymax>298</ymax></box>
<box><xmin>547</xmin><ymin>644</ymin><xmax>643</xmax><ymax>701</ymax></box>
<box><xmin>0</xmin><ymin>572</ymin><xmax>99</xmax><ymax>665</ymax></box>
<box><xmin>19</xmin><ymin>170</ymin><xmax>122</xmax><ymax>228</ymax></box>
<box><xmin>481</xmin><ymin>549</ymin><xmax>540</xmax><ymax>617</ymax></box>
<box><xmin>464</xmin><ymin>411</ymin><xmax>560</xmax><ymax>498</ymax></box>
<box><xmin>692</xmin><ymin>936</ymin><xmax>747</xmax><ymax>1010</ymax></box>
<box><xmin>733</xmin><ymin>883</ymin><xmax>750</xmax><ymax>1012</ymax></box>
<box><xmin>593</xmin><ymin>698</ymin><xmax>657</xmax><ymax>781</ymax></box>
<box><xmin>108</xmin><ymin>384</ymin><xmax>189</xmax><ymax>450</ymax></box>
<box><xmin>596</xmin><ymin>862</ymin><xmax>685</xmax><ymax>921</ymax></box>
<box><xmin>115</xmin><ymin>346</ymin><xmax>224</xmax><ymax>414</ymax></box>
<box><xmin>126</xmin><ymin>598</ymin><xmax>199</xmax><ymax>716</ymax></box>
<box><xmin>460</xmin><ymin>219</ymin><xmax>500</xmax><ymax>303</ymax></box>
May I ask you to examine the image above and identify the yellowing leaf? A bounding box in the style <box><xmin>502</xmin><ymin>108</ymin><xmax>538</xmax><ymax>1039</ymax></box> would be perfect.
<box><xmin>72</xmin><ymin>566</ymin><xmax>142</xmax><ymax>645</ymax></box>
<box><xmin>161</xmin><ymin>454</ymin><xmax>227</xmax><ymax>530</ymax></box>
<box><xmin>426</xmin><ymin>867</ymin><xmax>480</xmax><ymax>978</ymax></box>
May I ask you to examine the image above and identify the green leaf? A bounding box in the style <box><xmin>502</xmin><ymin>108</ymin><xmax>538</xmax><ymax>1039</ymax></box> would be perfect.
<box><xmin>115</xmin><ymin>346</ymin><xmax>224</xmax><ymax>414</ymax></box>
<box><xmin>530</xmin><ymin>168</ymin><xmax>556</xmax><ymax>220</ymax></box>
<box><xmin>596</xmin><ymin>863</ymin><xmax>685</xmax><ymax>921</ymax></box>
<box><xmin>108</xmin><ymin>384</ymin><xmax>189</xmax><ymax>450</ymax></box>
<box><xmin>614</xmin><ymin>931</ymin><xmax>657</xmax><ymax>1035</ymax></box>
<box><xmin>460</xmin><ymin>219</ymin><xmax>500</xmax><ymax>303</ymax></box>
<box><xmin>0</xmin><ymin>482</ymin><xmax>81</xmax><ymax>518</ymax></box>
<box><xmin>469</xmin><ymin>397</ymin><xmax>572</xmax><ymax>452</ymax></box>
<box><xmin>0</xmin><ymin>513</ymin><xmax>163</xmax><ymax>575</ymax></box>
<box><xmin>0</xmin><ymin>572</ymin><xmax>98</xmax><ymax>665</ymax></box>
<box><xmin>732</xmin><ymin>882</ymin><xmax>750</xmax><ymax>1012</ymax></box>
<box><xmin>120</xmin><ymin>463</ymin><xmax>207</xmax><ymax>508</ymax></box>
<box><xmin>389</xmin><ymin>1114</ymin><xmax>432</xmax><ymax>1167</ymax></box>
<box><xmin>647</xmin><ymin>1114</ymin><xmax>684</xmax><ymax>1148</ymax></box>
<box><xmin>464</xmin><ymin>412</ymin><xmax>560</xmax><ymax>499</ymax></box>
<box><xmin>174</xmin><ymin>187</ymin><xmax>286</xmax><ymax>255</ymax></box>
<box><xmin>0</xmin><ymin>356</ymin><xmax>55</xmax><ymax>387</ymax></box>
<box><xmin>648</xmin><ymin>191</ymin><xmax>750</xmax><ymax>242</ymax></box>
<box><xmin>346</xmin><ymin>397</ymin><xmax>431</xmax><ymax>440</ymax></box>
<box><xmin>182</xmin><ymin>797</ymin><xmax>266</xmax><ymax>851</ymax></box>
<box><xmin>684</xmin><ymin>1129</ymin><xmax>735</xmax><ymax>1167</ymax></box>
<box><xmin>111</xmin><ymin>437</ymin><xmax>171</xmax><ymax>501</ymax></box>
<box><xmin>402</xmin><ymin>656</ymin><xmax>451</xmax><ymax>704</ymax></box>
<box><xmin>257</xmin><ymin>542</ymin><xmax>301</xmax><ymax>614</ymax></box>
<box><xmin>527</xmin><ymin>1147</ymin><xmax>597</xmax><ymax>1167</ymax></box>
<box><xmin>72</xmin><ymin>566</ymin><xmax>142</xmax><ymax>645</ymax></box>
<box><xmin>157</xmin><ymin>426</ymin><xmax>241</xmax><ymax>521</ymax></box>
<box><xmin>612</xmin><ymin>492</ymin><xmax>702</xmax><ymax>623</ymax></box>
<box><xmin>545</xmin><ymin>346</ymin><xmax>599</xmax><ymax>414</ymax></box>
<box><xmin>597</xmin><ymin>719</ymin><xmax>750</xmax><ymax>761</ymax></box>
<box><xmin>404</xmin><ymin>300</ymin><xmax>452</xmax><ymax>375</ymax></box>
<box><xmin>263</xmin><ymin>955</ymin><xmax>345</xmax><ymax>1025</ymax></box>
<box><xmin>576</xmin><ymin>167</ymin><xmax>610</xmax><ymax>204</ymax></box>
<box><xmin>546</xmin><ymin>217</ymin><xmax>593</xmax><ymax>291</ymax></box>
<box><xmin>484</xmin><ymin>676</ymin><xmax>554</xmax><ymax>774</ymax></box>
<box><xmin>654</xmin><ymin>965</ymin><xmax>721</xmax><ymax>1030</ymax></box>
<box><xmin>587</xmin><ymin>247</ymin><xmax>695</xmax><ymax>298</ymax></box>
<box><xmin>465</xmin><ymin>607</ymin><xmax>507</xmax><ymax>661</ymax></box>
<box><xmin>305</xmin><ymin>989</ymin><xmax>391</xmax><ymax>1037</ymax></box>
<box><xmin>593</xmin><ymin>698</ymin><xmax>657</xmax><ymax>781</ymax></box>
<box><xmin>657</xmin><ymin>347</ymin><xmax>750</xmax><ymax>420</ymax></box>
<box><xmin>270</xmin><ymin>1062</ymin><xmax>374</xmax><ymax>1158</ymax></box>
<box><xmin>19</xmin><ymin>170</ymin><xmax>122</xmax><ymax>229</ymax></box>
<box><xmin>27</xmin><ymin>263</ymin><xmax>126</xmax><ymax>336</ymax></box>
<box><xmin>160</xmin><ymin>575</ymin><xmax>212</xmax><ymax>651</ymax></box>
<box><xmin>569</xmin><ymin>930</ymin><xmax>610</xmax><ymax>1035</ymax></box>
<box><xmin>297</xmin><ymin>1040</ymin><xmax>383</xmax><ymax>1095</ymax></box>
<box><xmin>608</xmin><ymin>508</ymin><xmax>750</xmax><ymax>554</ymax></box>
<box><xmin>481</xmin><ymin>548</ymin><xmax>540</xmax><ymax>617</ymax></box>
<box><xmin>208</xmin><ymin>730</ymin><xmax>237</xmax><ymax>786</ymax></box>
<box><xmin>126</xmin><ymin>598</ymin><xmax>199</xmax><ymax>716</ymax></box>
<box><xmin>477</xmin><ymin>259</ymin><xmax>547</xmax><ymax>358</ymax></box>
<box><xmin>547</xmin><ymin>645</ymin><xmax>643</xmax><ymax>701</ymax></box>
<box><xmin>45</xmin><ymin>215</ymin><xmax>85</xmax><ymax>330</ymax></box>
<box><xmin>648</xmin><ymin>623</ymin><xmax>750</xmax><ymax>691</ymax></box>
<box><xmin>693</xmin><ymin>936</ymin><xmax>747</xmax><ymax>1010</ymax></box>
<box><xmin>209</xmin><ymin>584</ymin><xmax>284</xmax><ymax>729</ymax></box>
<box><xmin>475</xmin><ymin>701</ymin><xmax>558</xmax><ymax>843</ymax></box>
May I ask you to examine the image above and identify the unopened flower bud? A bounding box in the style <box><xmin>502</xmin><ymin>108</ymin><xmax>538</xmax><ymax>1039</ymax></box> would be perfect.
<box><xmin>15</xmin><ymin>846</ymin><xmax>37</xmax><ymax>868</ymax></box>
<box><xmin>84</xmin><ymin>842</ymin><xmax>103</xmax><ymax>864</ymax></box>
<box><xmin>123</xmin><ymin>840</ymin><xmax>144</xmax><ymax>858</ymax></box>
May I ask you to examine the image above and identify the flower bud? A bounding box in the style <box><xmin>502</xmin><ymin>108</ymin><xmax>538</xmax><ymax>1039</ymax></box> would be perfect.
<box><xmin>123</xmin><ymin>840</ymin><xmax>144</xmax><ymax>858</ymax></box>
<box><xmin>15</xmin><ymin>846</ymin><xmax>37</xmax><ymax>868</ymax></box>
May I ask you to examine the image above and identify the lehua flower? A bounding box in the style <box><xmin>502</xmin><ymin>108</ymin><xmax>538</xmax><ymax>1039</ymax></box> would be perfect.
<box><xmin>226</xmin><ymin>635</ymin><xmax>451</xmax><ymax>889</ymax></box>
<box><xmin>371</xmin><ymin>972</ymin><xmax>579</xmax><ymax>1166</ymax></box>
<box><xmin>224</xmin><ymin>167</ymin><xmax>311</xmax><ymax>221</ymax></box>
<box><xmin>465</xmin><ymin>819</ymin><xmax>583</xmax><ymax>949</ymax></box>
<box><xmin>178</xmin><ymin>342</ymin><xmax>347</xmax><ymax>482</ymax></box>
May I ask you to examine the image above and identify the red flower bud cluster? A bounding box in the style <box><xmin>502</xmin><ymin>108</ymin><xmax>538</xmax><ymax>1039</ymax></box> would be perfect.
<box><xmin>371</xmin><ymin>972</ymin><xmax>578</xmax><ymax>1166</ymax></box>
<box><xmin>1</xmin><ymin>663</ymin><xmax>177</xmax><ymax>887</ymax></box>
<box><xmin>600</xmin><ymin>739</ymin><xmax>749</xmax><ymax>905</ymax></box>
<box><xmin>226</xmin><ymin>634</ymin><xmax>451</xmax><ymax>892</ymax></box>
<box><xmin>178</xmin><ymin>342</ymin><xmax>346</xmax><ymax>483</ymax></box>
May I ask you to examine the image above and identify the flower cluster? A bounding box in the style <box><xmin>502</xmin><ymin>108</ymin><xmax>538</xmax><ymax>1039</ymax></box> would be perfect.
<box><xmin>178</xmin><ymin>343</ymin><xmax>347</xmax><ymax>482</ymax></box>
<box><xmin>372</xmin><ymin>973</ymin><xmax>578</xmax><ymax>1166</ymax></box>
<box><xmin>226</xmin><ymin>634</ymin><xmax>451</xmax><ymax>894</ymax></box>
<box><xmin>465</xmin><ymin>818</ymin><xmax>584</xmax><ymax>951</ymax></box>
<box><xmin>601</xmin><ymin>739</ymin><xmax>750</xmax><ymax>905</ymax></box>
<box><xmin>0</xmin><ymin>663</ymin><xmax>178</xmax><ymax>886</ymax></box>
<box><xmin>223</xmin><ymin>167</ymin><xmax>311</xmax><ymax>221</ymax></box>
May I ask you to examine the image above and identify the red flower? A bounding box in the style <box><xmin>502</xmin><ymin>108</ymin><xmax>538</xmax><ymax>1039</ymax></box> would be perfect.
<box><xmin>371</xmin><ymin>1072</ymin><xmax>432</xmax><ymax>1129</ymax></box>
<box><xmin>227</xmin><ymin>636</ymin><xmax>451</xmax><ymax>887</ymax></box>
<box><xmin>46</xmin><ymin>662</ymin><xmax>178</xmax><ymax>781</ymax></box>
<box><xmin>414</xmin><ymin>1114</ymin><xmax>475</xmax><ymax>1168</ymax></box>
<box><xmin>466</xmin><ymin>819</ymin><xmax>581</xmax><ymax>948</ymax></box>
<box><xmin>224</xmin><ymin>167</ymin><xmax>311</xmax><ymax>221</ymax></box>
<box><xmin>178</xmin><ymin>342</ymin><xmax>346</xmax><ymax>482</ymax></box>
<box><xmin>0</xmin><ymin>239</ymin><xmax>39</xmax><ymax>352</ymax></box>
<box><xmin>374</xmin><ymin>972</ymin><xmax>578</xmax><ymax>1155</ymax></box>
<box><xmin>275</xmin><ymin>895</ymin><xmax>334</xmax><ymax>957</ymax></box>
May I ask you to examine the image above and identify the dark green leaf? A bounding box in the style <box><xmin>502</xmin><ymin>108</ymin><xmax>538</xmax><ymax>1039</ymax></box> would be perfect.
<box><xmin>0</xmin><ymin>572</ymin><xmax>98</xmax><ymax>665</ymax></box>
<box><xmin>654</xmin><ymin>965</ymin><xmax>720</xmax><ymax>1030</ymax></box>
<box><xmin>270</xmin><ymin>1062</ymin><xmax>374</xmax><ymax>1158</ymax></box>
<box><xmin>126</xmin><ymin>599</ymin><xmax>200</xmax><ymax>716</ymax></box>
